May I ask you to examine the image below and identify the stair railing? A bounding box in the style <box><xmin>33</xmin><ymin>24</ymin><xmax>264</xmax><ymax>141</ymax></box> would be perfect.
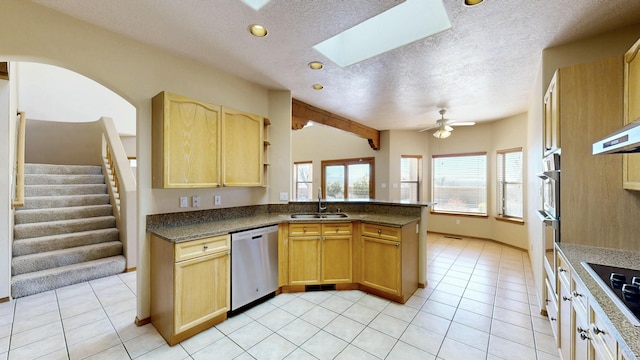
<box><xmin>12</xmin><ymin>111</ymin><xmax>26</xmax><ymax>208</ymax></box>
<box><xmin>98</xmin><ymin>116</ymin><xmax>136</xmax><ymax>270</ymax></box>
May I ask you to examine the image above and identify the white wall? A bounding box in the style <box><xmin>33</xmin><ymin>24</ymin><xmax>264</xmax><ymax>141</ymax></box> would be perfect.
<box><xmin>0</xmin><ymin>79</ymin><xmax>11</xmax><ymax>298</ymax></box>
<box><xmin>16</xmin><ymin>62</ymin><xmax>136</xmax><ymax>135</ymax></box>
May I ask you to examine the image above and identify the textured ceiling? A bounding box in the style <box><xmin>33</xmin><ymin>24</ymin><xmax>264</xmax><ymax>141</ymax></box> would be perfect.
<box><xmin>34</xmin><ymin>0</ymin><xmax>640</xmax><ymax>130</ymax></box>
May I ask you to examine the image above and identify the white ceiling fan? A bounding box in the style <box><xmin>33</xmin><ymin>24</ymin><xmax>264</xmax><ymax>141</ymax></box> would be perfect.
<box><xmin>418</xmin><ymin>109</ymin><xmax>476</xmax><ymax>138</ymax></box>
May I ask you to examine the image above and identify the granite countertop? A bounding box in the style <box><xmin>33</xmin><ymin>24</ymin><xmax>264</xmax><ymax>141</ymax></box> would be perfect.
<box><xmin>557</xmin><ymin>243</ymin><xmax>640</xmax><ymax>360</ymax></box>
<box><xmin>148</xmin><ymin>212</ymin><xmax>421</xmax><ymax>243</ymax></box>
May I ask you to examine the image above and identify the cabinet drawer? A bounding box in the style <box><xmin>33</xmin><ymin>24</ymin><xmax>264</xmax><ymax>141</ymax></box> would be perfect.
<box><xmin>175</xmin><ymin>235</ymin><xmax>230</xmax><ymax>262</ymax></box>
<box><xmin>571</xmin><ymin>277</ymin><xmax>588</xmax><ymax>316</ymax></box>
<box><xmin>557</xmin><ymin>253</ymin><xmax>571</xmax><ymax>288</ymax></box>
<box><xmin>545</xmin><ymin>278</ymin><xmax>559</xmax><ymax>343</ymax></box>
<box><xmin>289</xmin><ymin>223</ymin><xmax>321</xmax><ymax>236</ymax></box>
<box><xmin>361</xmin><ymin>223</ymin><xmax>400</xmax><ymax>241</ymax></box>
<box><xmin>591</xmin><ymin>308</ymin><xmax>617</xmax><ymax>360</ymax></box>
<box><xmin>322</xmin><ymin>223</ymin><xmax>352</xmax><ymax>235</ymax></box>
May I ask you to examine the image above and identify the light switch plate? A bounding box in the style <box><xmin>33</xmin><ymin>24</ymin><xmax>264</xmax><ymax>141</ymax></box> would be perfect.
<box><xmin>192</xmin><ymin>195</ymin><xmax>200</xmax><ymax>207</ymax></box>
<box><xmin>179</xmin><ymin>196</ymin><xmax>188</xmax><ymax>208</ymax></box>
<box><xmin>214</xmin><ymin>195</ymin><xmax>221</xmax><ymax>205</ymax></box>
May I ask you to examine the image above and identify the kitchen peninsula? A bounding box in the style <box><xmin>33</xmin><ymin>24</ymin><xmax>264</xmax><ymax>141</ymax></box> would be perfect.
<box><xmin>146</xmin><ymin>200</ymin><xmax>431</xmax><ymax>345</ymax></box>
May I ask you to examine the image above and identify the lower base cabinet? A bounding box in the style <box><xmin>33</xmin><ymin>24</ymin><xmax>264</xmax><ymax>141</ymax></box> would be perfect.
<box><xmin>150</xmin><ymin>234</ymin><xmax>230</xmax><ymax>346</ymax></box>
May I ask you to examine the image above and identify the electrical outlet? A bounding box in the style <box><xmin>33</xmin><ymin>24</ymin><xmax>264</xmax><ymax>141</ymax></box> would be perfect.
<box><xmin>179</xmin><ymin>196</ymin><xmax>188</xmax><ymax>208</ymax></box>
<box><xmin>192</xmin><ymin>195</ymin><xmax>200</xmax><ymax>207</ymax></box>
<box><xmin>456</xmin><ymin>219</ymin><xmax>460</xmax><ymax>225</ymax></box>
<box><xmin>214</xmin><ymin>195</ymin><xmax>221</xmax><ymax>205</ymax></box>
<box><xmin>279</xmin><ymin>192</ymin><xmax>288</xmax><ymax>201</ymax></box>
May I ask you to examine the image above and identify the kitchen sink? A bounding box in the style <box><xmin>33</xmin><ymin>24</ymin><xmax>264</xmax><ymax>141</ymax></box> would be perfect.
<box><xmin>290</xmin><ymin>213</ymin><xmax>349</xmax><ymax>219</ymax></box>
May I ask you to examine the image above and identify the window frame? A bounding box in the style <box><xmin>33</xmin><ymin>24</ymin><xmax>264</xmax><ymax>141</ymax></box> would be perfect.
<box><xmin>321</xmin><ymin>157</ymin><xmax>375</xmax><ymax>200</ymax></box>
<box><xmin>293</xmin><ymin>161</ymin><xmax>313</xmax><ymax>201</ymax></box>
<box><xmin>431</xmin><ymin>152</ymin><xmax>488</xmax><ymax>216</ymax></box>
<box><xmin>400</xmin><ymin>155</ymin><xmax>422</xmax><ymax>202</ymax></box>
<box><xmin>496</xmin><ymin>147</ymin><xmax>524</xmax><ymax>223</ymax></box>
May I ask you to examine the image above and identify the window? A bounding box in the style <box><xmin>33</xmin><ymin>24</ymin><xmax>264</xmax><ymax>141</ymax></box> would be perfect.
<box><xmin>432</xmin><ymin>152</ymin><xmax>487</xmax><ymax>215</ymax></box>
<box><xmin>401</xmin><ymin>155</ymin><xmax>421</xmax><ymax>202</ymax></box>
<box><xmin>321</xmin><ymin>158</ymin><xmax>374</xmax><ymax>200</ymax></box>
<box><xmin>294</xmin><ymin>162</ymin><xmax>313</xmax><ymax>200</ymax></box>
<box><xmin>497</xmin><ymin>148</ymin><xmax>523</xmax><ymax>219</ymax></box>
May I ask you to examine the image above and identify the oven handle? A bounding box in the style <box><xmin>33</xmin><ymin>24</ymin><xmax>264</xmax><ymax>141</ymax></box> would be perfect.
<box><xmin>536</xmin><ymin>170</ymin><xmax>560</xmax><ymax>181</ymax></box>
<box><xmin>537</xmin><ymin>210</ymin><xmax>560</xmax><ymax>229</ymax></box>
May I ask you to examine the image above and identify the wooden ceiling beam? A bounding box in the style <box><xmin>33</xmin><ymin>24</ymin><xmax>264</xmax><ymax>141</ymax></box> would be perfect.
<box><xmin>291</xmin><ymin>98</ymin><xmax>380</xmax><ymax>150</ymax></box>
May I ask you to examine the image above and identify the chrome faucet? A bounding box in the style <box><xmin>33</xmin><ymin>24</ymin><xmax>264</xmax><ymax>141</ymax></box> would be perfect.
<box><xmin>318</xmin><ymin>187</ymin><xmax>326</xmax><ymax>214</ymax></box>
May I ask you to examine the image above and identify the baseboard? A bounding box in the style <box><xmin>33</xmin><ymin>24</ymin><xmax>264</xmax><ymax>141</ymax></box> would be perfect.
<box><xmin>126</xmin><ymin>267</ymin><xmax>136</xmax><ymax>273</ymax></box>
<box><xmin>0</xmin><ymin>297</ymin><xmax>9</xmax><ymax>303</ymax></box>
<box><xmin>427</xmin><ymin>231</ymin><xmax>528</xmax><ymax>252</ymax></box>
<box><xmin>135</xmin><ymin>316</ymin><xmax>151</xmax><ymax>327</ymax></box>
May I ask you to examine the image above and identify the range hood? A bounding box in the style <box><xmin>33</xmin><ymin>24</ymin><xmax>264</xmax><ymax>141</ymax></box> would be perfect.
<box><xmin>592</xmin><ymin>119</ymin><xmax>640</xmax><ymax>154</ymax></box>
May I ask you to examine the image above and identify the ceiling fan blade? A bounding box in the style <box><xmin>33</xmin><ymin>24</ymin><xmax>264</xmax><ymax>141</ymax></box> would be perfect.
<box><xmin>418</xmin><ymin>125</ymin><xmax>439</xmax><ymax>132</ymax></box>
<box><xmin>450</xmin><ymin>121</ymin><xmax>475</xmax><ymax>126</ymax></box>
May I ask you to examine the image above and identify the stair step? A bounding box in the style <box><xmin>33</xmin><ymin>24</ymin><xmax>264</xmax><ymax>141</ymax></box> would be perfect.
<box><xmin>25</xmin><ymin>173</ymin><xmax>106</xmax><ymax>185</ymax></box>
<box><xmin>20</xmin><ymin>194</ymin><xmax>111</xmax><ymax>210</ymax></box>
<box><xmin>12</xmin><ymin>228</ymin><xmax>120</xmax><ymax>256</ymax></box>
<box><xmin>14</xmin><ymin>216</ymin><xmax>116</xmax><ymax>240</ymax></box>
<box><xmin>14</xmin><ymin>205</ymin><xmax>114</xmax><ymax>225</ymax></box>
<box><xmin>25</xmin><ymin>163</ymin><xmax>103</xmax><ymax>175</ymax></box>
<box><xmin>11</xmin><ymin>255</ymin><xmax>126</xmax><ymax>298</ymax></box>
<box><xmin>12</xmin><ymin>241</ymin><xmax>124</xmax><ymax>276</ymax></box>
<box><xmin>25</xmin><ymin>184</ymin><xmax>107</xmax><ymax>197</ymax></box>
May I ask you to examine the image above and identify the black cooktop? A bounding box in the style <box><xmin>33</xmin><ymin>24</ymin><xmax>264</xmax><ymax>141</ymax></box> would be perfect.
<box><xmin>583</xmin><ymin>262</ymin><xmax>640</xmax><ymax>327</ymax></box>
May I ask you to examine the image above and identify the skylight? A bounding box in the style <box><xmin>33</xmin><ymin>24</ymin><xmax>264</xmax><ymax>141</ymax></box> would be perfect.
<box><xmin>313</xmin><ymin>0</ymin><xmax>451</xmax><ymax>67</ymax></box>
<box><xmin>242</xmin><ymin>0</ymin><xmax>271</xmax><ymax>11</ymax></box>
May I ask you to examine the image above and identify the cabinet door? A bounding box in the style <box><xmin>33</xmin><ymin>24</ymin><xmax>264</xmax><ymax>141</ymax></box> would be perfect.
<box><xmin>559</xmin><ymin>281</ymin><xmax>572</xmax><ymax>360</ymax></box>
<box><xmin>623</xmin><ymin>39</ymin><xmax>640</xmax><ymax>190</ymax></box>
<box><xmin>221</xmin><ymin>107</ymin><xmax>263</xmax><ymax>186</ymax></box>
<box><xmin>361</xmin><ymin>236</ymin><xmax>401</xmax><ymax>296</ymax></box>
<box><xmin>153</xmin><ymin>92</ymin><xmax>222</xmax><ymax>188</ymax></box>
<box><xmin>174</xmin><ymin>251</ymin><xmax>229</xmax><ymax>334</ymax></box>
<box><xmin>544</xmin><ymin>72</ymin><xmax>560</xmax><ymax>156</ymax></box>
<box><xmin>321</xmin><ymin>235</ymin><xmax>352</xmax><ymax>284</ymax></box>
<box><xmin>289</xmin><ymin>235</ymin><xmax>321</xmax><ymax>285</ymax></box>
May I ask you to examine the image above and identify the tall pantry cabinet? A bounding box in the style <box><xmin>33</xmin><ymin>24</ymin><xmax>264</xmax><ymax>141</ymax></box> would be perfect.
<box><xmin>623</xmin><ymin>38</ymin><xmax>640</xmax><ymax>190</ymax></box>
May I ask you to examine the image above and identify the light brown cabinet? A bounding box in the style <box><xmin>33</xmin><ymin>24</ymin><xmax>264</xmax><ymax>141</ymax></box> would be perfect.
<box><xmin>544</xmin><ymin>71</ymin><xmax>561</xmax><ymax>156</ymax></box>
<box><xmin>287</xmin><ymin>223</ymin><xmax>352</xmax><ymax>285</ymax></box>
<box><xmin>623</xmin><ymin>38</ymin><xmax>640</xmax><ymax>190</ymax></box>
<box><xmin>150</xmin><ymin>234</ymin><xmax>230</xmax><ymax>345</ymax></box>
<box><xmin>152</xmin><ymin>91</ymin><xmax>222</xmax><ymax>188</ymax></box>
<box><xmin>360</xmin><ymin>222</ymin><xmax>418</xmax><ymax>303</ymax></box>
<box><xmin>221</xmin><ymin>106</ymin><xmax>264</xmax><ymax>187</ymax></box>
<box><xmin>152</xmin><ymin>91</ymin><xmax>265</xmax><ymax>188</ymax></box>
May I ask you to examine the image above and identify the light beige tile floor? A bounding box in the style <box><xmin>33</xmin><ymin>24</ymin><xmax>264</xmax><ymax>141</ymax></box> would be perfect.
<box><xmin>0</xmin><ymin>233</ymin><xmax>561</xmax><ymax>359</ymax></box>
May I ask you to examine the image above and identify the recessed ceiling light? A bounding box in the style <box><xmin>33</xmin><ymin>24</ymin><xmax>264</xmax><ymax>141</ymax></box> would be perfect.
<box><xmin>464</xmin><ymin>0</ymin><xmax>484</xmax><ymax>5</ymax></box>
<box><xmin>248</xmin><ymin>24</ymin><xmax>268</xmax><ymax>37</ymax></box>
<box><xmin>312</xmin><ymin>84</ymin><xmax>324</xmax><ymax>90</ymax></box>
<box><xmin>308</xmin><ymin>61</ymin><xmax>324</xmax><ymax>70</ymax></box>
<box><xmin>313</xmin><ymin>0</ymin><xmax>451</xmax><ymax>67</ymax></box>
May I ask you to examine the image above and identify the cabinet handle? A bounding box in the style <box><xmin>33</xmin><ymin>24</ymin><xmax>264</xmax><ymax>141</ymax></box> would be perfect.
<box><xmin>558</xmin><ymin>267</ymin><xmax>566</xmax><ymax>273</ymax></box>
<box><xmin>317</xmin><ymin>236</ymin><xmax>321</xmax><ymax>241</ymax></box>
<box><xmin>562</xmin><ymin>296</ymin><xmax>572</xmax><ymax>302</ymax></box>
<box><xmin>577</xmin><ymin>327</ymin><xmax>590</xmax><ymax>341</ymax></box>
<box><xmin>377</xmin><ymin>229</ymin><xmax>382</xmax><ymax>235</ymax></box>
<box><xmin>203</xmin><ymin>245</ymin><xmax>209</xmax><ymax>250</ymax></box>
<box><xmin>336</xmin><ymin>227</ymin><xmax>339</xmax><ymax>233</ymax></box>
<box><xmin>395</xmin><ymin>242</ymin><xmax>400</xmax><ymax>247</ymax></box>
<box><xmin>592</xmin><ymin>326</ymin><xmax>606</xmax><ymax>335</ymax></box>
<box><xmin>303</xmin><ymin>227</ymin><xmax>307</xmax><ymax>233</ymax></box>
<box><xmin>572</xmin><ymin>291</ymin><xmax>583</xmax><ymax>298</ymax></box>
<box><xmin>550</xmin><ymin>317</ymin><xmax>557</xmax><ymax>321</ymax></box>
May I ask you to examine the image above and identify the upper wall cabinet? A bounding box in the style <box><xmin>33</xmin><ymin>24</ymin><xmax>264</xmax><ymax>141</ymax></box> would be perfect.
<box><xmin>152</xmin><ymin>91</ymin><xmax>265</xmax><ymax>188</ymax></box>
<box><xmin>221</xmin><ymin>107</ymin><xmax>264</xmax><ymax>187</ymax></box>
<box><xmin>543</xmin><ymin>71</ymin><xmax>560</xmax><ymax>156</ymax></box>
<box><xmin>152</xmin><ymin>91</ymin><xmax>222</xmax><ymax>188</ymax></box>
<box><xmin>623</xmin><ymin>38</ymin><xmax>640</xmax><ymax>190</ymax></box>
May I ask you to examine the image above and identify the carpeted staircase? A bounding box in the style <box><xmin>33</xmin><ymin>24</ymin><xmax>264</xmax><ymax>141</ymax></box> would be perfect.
<box><xmin>11</xmin><ymin>163</ymin><xmax>126</xmax><ymax>298</ymax></box>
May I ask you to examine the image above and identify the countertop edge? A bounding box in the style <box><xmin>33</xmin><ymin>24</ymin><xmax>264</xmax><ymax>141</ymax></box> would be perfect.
<box><xmin>147</xmin><ymin>213</ymin><xmax>421</xmax><ymax>243</ymax></box>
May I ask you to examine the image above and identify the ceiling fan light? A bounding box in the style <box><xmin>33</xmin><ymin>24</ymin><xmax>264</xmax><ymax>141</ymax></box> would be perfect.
<box><xmin>433</xmin><ymin>129</ymin><xmax>451</xmax><ymax>138</ymax></box>
<box><xmin>248</xmin><ymin>24</ymin><xmax>268</xmax><ymax>37</ymax></box>
<box><xmin>464</xmin><ymin>0</ymin><xmax>484</xmax><ymax>6</ymax></box>
<box><xmin>444</xmin><ymin>125</ymin><xmax>454</xmax><ymax>132</ymax></box>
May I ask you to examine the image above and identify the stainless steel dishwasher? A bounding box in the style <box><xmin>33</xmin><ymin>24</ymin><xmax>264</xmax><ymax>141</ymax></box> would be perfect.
<box><xmin>230</xmin><ymin>225</ymin><xmax>279</xmax><ymax>312</ymax></box>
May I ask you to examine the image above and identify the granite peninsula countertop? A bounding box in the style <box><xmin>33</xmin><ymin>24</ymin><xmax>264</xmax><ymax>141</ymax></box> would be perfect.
<box><xmin>557</xmin><ymin>243</ymin><xmax>640</xmax><ymax>360</ymax></box>
<box><xmin>147</xmin><ymin>212</ymin><xmax>421</xmax><ymax>243</ymax></box>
